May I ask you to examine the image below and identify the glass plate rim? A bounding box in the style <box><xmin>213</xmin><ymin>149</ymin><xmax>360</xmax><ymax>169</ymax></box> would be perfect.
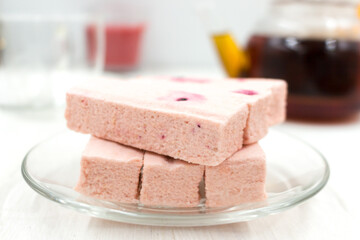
<box><xmin>21</xmin><ymin>129</ymin><xmax>330</xmax><ymax>226</ymax></box>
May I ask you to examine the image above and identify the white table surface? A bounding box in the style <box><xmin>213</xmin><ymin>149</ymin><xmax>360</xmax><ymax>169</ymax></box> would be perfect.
<box><xmin>1</xmin><ymin>77</ymin><xmax>360</xmax><ymax>239</ymax></box>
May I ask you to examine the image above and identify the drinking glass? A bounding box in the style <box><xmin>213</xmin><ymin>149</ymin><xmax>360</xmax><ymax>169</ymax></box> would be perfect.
<box><xmin>0</xmin><ymin>14</ymin><xmax>103</xmax><ymax>108</ymax></box>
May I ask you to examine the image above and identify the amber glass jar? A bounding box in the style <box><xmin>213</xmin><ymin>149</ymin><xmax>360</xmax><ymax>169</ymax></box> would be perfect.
<box><xmin>246</xmin><ymin>0</ymin><xmax>360</xmax><ymax>119</ymax></box>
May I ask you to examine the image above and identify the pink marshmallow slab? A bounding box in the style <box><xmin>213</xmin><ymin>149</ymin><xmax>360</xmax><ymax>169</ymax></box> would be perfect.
<box><xmin>205</xmin><ymin>77</ymin><xmax>287</xmax><ymax>127</ymax></box>
<box><xmin>161</xmin><ymin>77</ymin><xmax>287</xmax><ymax>143</ymax></box>
<box><xmin>205</xmin><ymin>143</ymin><xmax>267</xmax><ymax>207</ymax></box>
<box><xmin>140</xmin><ymin>152</ymin><xmax>204</xmax><ymax>207</ymax></box>
<box><xmin>235</xmin><ymin>79</ymin><xmax>287</xmax><ymax>126</ymax></box>
<box><xmin>75</xmin><ymin>136</ymin><xmax>144</xmax><ymax>203</ymax></box>
<box><xmin>66</xmin><ymin>77</ymin><xmax>285</xmax><ymax>166</ymax></box>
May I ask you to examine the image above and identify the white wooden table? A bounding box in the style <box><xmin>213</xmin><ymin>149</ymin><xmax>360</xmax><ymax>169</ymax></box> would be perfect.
<box><xmin>0</xmin><ymin>107</ymin><xmax>359</xmax><ymax>240</ymax></box>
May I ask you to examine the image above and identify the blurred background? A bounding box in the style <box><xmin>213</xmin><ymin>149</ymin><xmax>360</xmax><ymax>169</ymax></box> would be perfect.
<box><xmin>0</xmin><ymin>0</ymin><xmax>267</xmax><ymax>69</ymax></box>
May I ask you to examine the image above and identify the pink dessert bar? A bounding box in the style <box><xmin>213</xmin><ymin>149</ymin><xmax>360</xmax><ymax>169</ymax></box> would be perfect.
<box><xmin>169</xmin><ymin>77</ymin><xmax>287</xmax><ymax>144</ymax></box>
<box><xmin>66</xmin><ymin>77</ymin><xmax>286</xmax><ymax>166</ymax></box>
<box><xmin>140</xmin><ymin>152</ymin><xmax>204</xmax><ymax>207</ymax></box>
<box><xmin>235</xmin><ymin>79</ymin><xmax>287</xmax><ymax>126</ymax></box>
<box><xmin>75</xmin><ymin>137</ymin><xmax>267</xmax><ymax>208</ymax></box>
<box><xmin>75</xmin><ymin>136</ymin><xmax>144</xmax><ymax>203</ymax></box>
<box><xmin>205</xmin><ymin>143</ymin><xmax>267</xmax><ymax>207</ymax></box>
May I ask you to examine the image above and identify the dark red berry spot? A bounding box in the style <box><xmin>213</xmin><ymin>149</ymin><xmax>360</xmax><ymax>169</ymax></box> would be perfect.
<box><xmin>233</xmin><ymin>89</ymin><xmax>258</xmax><ymax>95</ymax></box>
<box><xmin>197</xmin><ymin>124</ymin><xmax>201</xmax><ymax>128</ymax></box>
<box><xmin>161</xmin><ymin>135</ymin><xmax>165</xmax><ymax>139</ymax></box>
<box><xmin>158</xmin><ymin>91</ymin><xmax>206</xmax><ymax>102</ymax></box>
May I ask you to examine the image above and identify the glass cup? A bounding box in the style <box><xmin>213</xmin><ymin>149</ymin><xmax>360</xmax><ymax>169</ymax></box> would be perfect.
<box><xmin>0</xmin><ymin>14</ymin><xmax>103</xmax><ymax>108</ymax></box>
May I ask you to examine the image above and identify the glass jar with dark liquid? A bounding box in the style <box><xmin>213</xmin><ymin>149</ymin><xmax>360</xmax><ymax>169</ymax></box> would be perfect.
<box><xmin>246</xmin><ymin>0</ymin><xmax>360</xmax><ymax>119</ymax></box>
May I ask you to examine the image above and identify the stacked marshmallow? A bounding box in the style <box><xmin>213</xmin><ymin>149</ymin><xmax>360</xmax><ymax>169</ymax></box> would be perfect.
<box><xmin>65</xmin><ymin>77</ymin><xmax>287</xmax><ymax>207</ymax></box>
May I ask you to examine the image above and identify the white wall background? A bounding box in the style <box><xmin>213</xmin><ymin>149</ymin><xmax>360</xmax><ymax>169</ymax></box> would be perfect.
<box><xmin>0</xmin><ymin>0</ymin><xmax>271</xmax><ymax>69</ymax></box>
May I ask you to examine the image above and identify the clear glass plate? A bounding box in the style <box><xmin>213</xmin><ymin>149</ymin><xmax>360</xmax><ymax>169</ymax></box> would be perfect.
<box><xmin>22</xmin><ymin>129</ymin><xmax>329</xmax><ymax>227</ymax></box>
